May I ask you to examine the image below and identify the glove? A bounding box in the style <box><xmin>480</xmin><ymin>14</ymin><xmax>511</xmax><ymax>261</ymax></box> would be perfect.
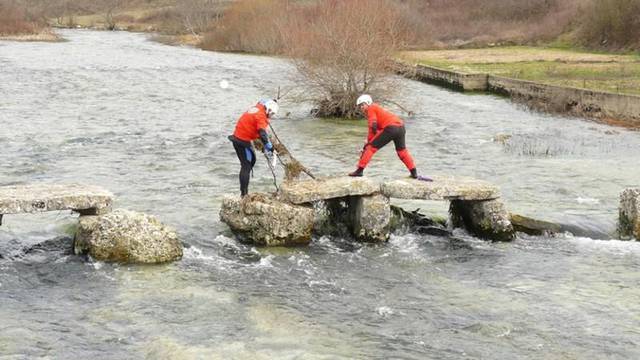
<box><xmin>264</xmin><ymin>142</ymin><xmax>273</xmax><ymax>153</ymax></box>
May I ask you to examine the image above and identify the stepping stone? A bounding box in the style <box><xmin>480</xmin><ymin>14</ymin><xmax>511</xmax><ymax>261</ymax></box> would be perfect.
<box><xmin>279</xmin><ymin>177</ymin><xmax>380</xmax><ymax>204</ymax></box>
<box><xmin>382</xmin><ymin>175</ymin><xmax>500</xmax><ymax>201</ymax></box>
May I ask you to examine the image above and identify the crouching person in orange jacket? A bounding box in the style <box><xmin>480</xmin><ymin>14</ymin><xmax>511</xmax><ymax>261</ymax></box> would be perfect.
<box><xmin>349</xmin><ymin>94</ymin><xmax>418</xmax><ymax>178</ymax></box>
<box><xmin>228</xmin><ymin>99</ymin><xmax>278</xmax><ymax>196</ymax></box>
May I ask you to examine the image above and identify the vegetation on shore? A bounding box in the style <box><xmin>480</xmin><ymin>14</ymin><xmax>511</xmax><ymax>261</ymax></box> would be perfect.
<box><xmin>401</xmin><ymin>47</ymin><xmax>640</xmax><ymax>95</ymax></box>
<box><xmin>0</xmin><ymin>0</ymin><xmax>59</xmax><ymax>40</ymax></box>
<box><xmin>3</xmin><ymin>0</ymin><xmax>640</xmax><ymax>115</ymax></box>
<box><xmin>4</xmin><ymin>0</ymin><xmax>640</xmax><ymax>51</ymax></box>
<box><xmin>0</xmin><ymin>0</ymin><xmax>226</xmax><ymax>38</ymax></box>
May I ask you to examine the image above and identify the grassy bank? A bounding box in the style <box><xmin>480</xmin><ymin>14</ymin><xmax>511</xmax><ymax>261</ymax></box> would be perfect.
<box><xmin>400</xmin><ymin>47</ymin><xmax>640</xmax><ymax>95</ymax></box>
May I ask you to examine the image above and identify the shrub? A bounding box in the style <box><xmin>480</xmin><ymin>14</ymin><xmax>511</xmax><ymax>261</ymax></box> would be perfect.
<box><xmin>176</xmin><ymin>0</ymin><xmax>224</xmax><ymax>35</ymax></box>
<box><xmin>0</xmin><ymin>0</ymin><xmax>45</xmax><ymax>35</ymax></box>
<box><xmin>399</xmin><ymin>0</ymin><xmax>580</xmax><ymax>48</ymax></box>
<box><xmin>576</xmin><ymin>0</ymin><xmax>640</xmax><ymax>50</ymax></box>
<box><xmin>283</xmin><ymin>0</ymin><xmax>410</xmax><ymax>118</ymax></box>
<box><xmin>199</xmin><ymin>0</ymin><xmax>287</xmax><ymax>54</ymax></box>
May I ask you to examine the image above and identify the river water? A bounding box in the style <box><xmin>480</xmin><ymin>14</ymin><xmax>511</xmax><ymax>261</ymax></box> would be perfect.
<box><xmin>1</xmin><ymin>30</ymin><xmax>639</xmax><ymax>359</ymax></box>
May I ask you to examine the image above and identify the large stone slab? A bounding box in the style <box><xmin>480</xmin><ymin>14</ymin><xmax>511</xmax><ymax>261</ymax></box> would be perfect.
<box><xmin>619</xmin><ymin>188</ymin><xmax>640</xmax><ymax>240</ymax></box>
<box><xmin>381</xmin><ymin>175</ymin><xmax>500</xmax><ymax>201</ymax></box>
<box><xmin>0</xmin><ymin>184</ymin><xmax>113</xmax><ymax>216</ymax></box>
<box><xmin>74</xmin><ymin>209</ymin><xmax>182</xmax><ymax>264</ymax></box>
<box><xmin>279</xmin><ymin>177</ymin><xmax>380</xmax><ymax>204</ymax></box>
<box><xmin>220</xmin><ymin>193</ymin><xmax>314</xmax><ymax>246</ymax></box>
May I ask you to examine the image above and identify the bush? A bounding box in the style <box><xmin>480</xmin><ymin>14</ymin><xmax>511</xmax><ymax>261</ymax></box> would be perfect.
<box><xmin>399</xmin><ymin>0</ymin><xmax>580</xmax><ymax>48</ymax></box>
<box><xmin>176</xmin><ymin>0</ymin><xmax>224</xmax><ymax>35</ymax></box>
<box><xmin>0</xmin><ymin>0</ymin><xmax>46</xmax><ymax>35</ymax></box>
<box><xmin>199</xmin><ymin>0</ymin><xmax>287</xmax><ymax>54</ymax></box>
<box><xmin>283</xmin><ymin>0</ymin><xmax>409</xmax><ymax>118</ymax></box>
<box><xmin>577</xmin><ymin>0</ymin><xmax>640</xmax><ymax>50</ymax></box>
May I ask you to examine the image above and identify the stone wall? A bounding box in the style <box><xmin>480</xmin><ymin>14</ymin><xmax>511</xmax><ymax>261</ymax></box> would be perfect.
<box><xmin>398</xmin><ymin>63</ymin><xmax>488</xmax><ymax>91</ymax></box>
<box><xmin>397</xmin><ymin>61</ymin><xmax>640</xmax><ymax>127</ymax></box>
<box><xmin>488</xmin><ymin>75</ymin><xmax>640</xmax><ymax>126</ymax></box>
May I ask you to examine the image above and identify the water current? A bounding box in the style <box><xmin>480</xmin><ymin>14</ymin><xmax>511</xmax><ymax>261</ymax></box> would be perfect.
<box><xmin>1</xmin><ymin>30</ymin><xmax>639</xmax><ymax>359</ymax></box>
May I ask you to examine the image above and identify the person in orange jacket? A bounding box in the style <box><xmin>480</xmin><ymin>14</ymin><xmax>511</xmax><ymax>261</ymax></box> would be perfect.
<box><xmin>228</xmin><ymin>99</ymin><xmax>279</xmax><ymax>196</ymax></box>
<box><xmin>349</xmin><ymin>94</ymin><xmax>418</xmax><ymax>178</ymax></box>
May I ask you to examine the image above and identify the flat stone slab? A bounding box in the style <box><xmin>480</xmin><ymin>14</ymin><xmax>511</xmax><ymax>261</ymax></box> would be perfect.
<box><xmin>0</xmin><ymin>184</ymin><xmax>113</xmax><ymax>215</ymax></box>
<box><xmin>279</xmin><ymin>177</ymin><xmax>380</xmax><ymax>204</ymax></box>
<box><xmin>381</xmin><ymin>175</ymin><xmax>500</xmax><ymax>201</ymax></box>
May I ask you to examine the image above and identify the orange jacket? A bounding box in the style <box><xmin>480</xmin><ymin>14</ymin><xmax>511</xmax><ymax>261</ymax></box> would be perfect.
<box><xmin>233</xmin><ymin>103</ymin><xmax>270</xmax><ymax>142</ymax></box>
<box><xmin>366</xmin><ymin>103</ymin><xmax>403</xmax><ymax>142</ymax></box>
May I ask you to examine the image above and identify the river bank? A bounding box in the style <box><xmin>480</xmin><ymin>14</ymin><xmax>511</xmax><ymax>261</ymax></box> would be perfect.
<box><xmin>398</xmin><ymin>47</ymin><xmax>640</xmax><ymax>129</ymax></box>
<box><xmin>401</xmin><ymin>47</ymin><xmax>640</xmax><ymax>95</ymax></box>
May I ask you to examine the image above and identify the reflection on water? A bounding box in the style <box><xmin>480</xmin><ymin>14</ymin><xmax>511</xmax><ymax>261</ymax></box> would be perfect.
<box><xmin>1</xmin><ymin>30</ymin><xmax>639</xmax><ymax>358</ymax></box>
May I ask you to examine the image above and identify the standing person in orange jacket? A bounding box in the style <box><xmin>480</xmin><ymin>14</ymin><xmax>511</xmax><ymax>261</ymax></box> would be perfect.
<box><xmin>228</xmin><ymin>99</ymin><xmax>278</xmax><ymax>197</ymax></box>
<box><xmin>349</xmin><ymin>94</ymin><xmax>418</xmax><ymax>178</ymax></box>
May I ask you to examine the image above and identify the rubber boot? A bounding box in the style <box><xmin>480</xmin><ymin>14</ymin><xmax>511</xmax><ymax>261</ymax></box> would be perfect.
<box><xmin>410</xmin><ymin>168</ymin><xmax>418</xmax><ymax>179</ymax></box>
<box><xmin>349</xmin><ymin>167</ymin><xmax>364</xmax><ymax>177</ymax></box>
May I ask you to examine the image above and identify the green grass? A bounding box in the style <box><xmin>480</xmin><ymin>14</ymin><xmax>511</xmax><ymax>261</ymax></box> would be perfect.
<box><xmin>401</xmin><ymin>46</ymin><xmax>640</xmax><ymax>95</ymax></box>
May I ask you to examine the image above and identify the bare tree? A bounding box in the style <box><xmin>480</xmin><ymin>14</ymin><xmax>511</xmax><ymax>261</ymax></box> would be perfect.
<box><xmin>177</xmin><ymin>0</ymin><xmax>225</xmax><ymax>36</ymax></box>
<box><xmin>103</xmin><ymin>0</ymin><xmax>123</xmax><ymax>30</ymax></box>
<box><xmin>200</xmin><ymin>0</ymin><xmax>288</xmax><ymax>53</ymax></box>
<box><xmin>282</xmin><ymin>0</ymin><xmax>409</xmax><ymax>118</ymax></box>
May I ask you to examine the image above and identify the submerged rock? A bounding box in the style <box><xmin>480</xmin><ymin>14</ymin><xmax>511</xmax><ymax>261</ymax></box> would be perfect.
<box><xmin>220</xmin><ymin>193</ymin><xmax>314</xmax><ymax>246</ymax></box>
<box><xmin>74</xmin><ymin>209</ymin><xmax>182</xmax><ymax>263</ymax></box>
<box><xmin>510</xmin><ymin>214</ymin><xmax>562</xmax><ymax>236</ymax></box>
<box><xmin>619</xmin><ymin>188</ymin><xmax>640</xmax><ymax>240</ymax></box>
<box><xmin>279</xmin><ymin>177</ymin><xmax>380</xmax><ymax>204</ymax></box>
<box><xmin>511</xmin><ymin>213</ymin><xmax>611</xmax><ymax>240</ymax></box>
<box><xmin>390</xmin><ymin>206</ymin><xmax>451</xmax><ymax>237</ymax></box>
<box><xmin>349</xmin><ymin>194</ymin><xmax>391</xmax><ymax>242</ymax></box>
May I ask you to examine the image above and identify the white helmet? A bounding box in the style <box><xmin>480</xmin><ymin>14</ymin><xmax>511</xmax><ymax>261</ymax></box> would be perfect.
<box><xmin>261</xmin><ymin>99</ymin><xmax>279</xmax><ymax>117</ymax></box>
<box><xmin>356</xmin><ymin>94</ymin><xmax>373</xmax><ymax>106</ymax></box>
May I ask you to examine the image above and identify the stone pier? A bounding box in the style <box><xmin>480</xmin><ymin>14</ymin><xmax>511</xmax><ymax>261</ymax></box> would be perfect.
<box><xmin>221</xmin><ymin>175</ymin><xmax>515</xmax><ymax>245</ymax></box>
<box><xmin>619</xmin><ymin>188</ymin><xmax>640</xmax><ymax>240</ymax></box>
<box><xmin>349</xmin><ymin>194</ymin><xmax>391</xmax><ymax>242</ymax></box>
<box><xmin>220</xmin><ymin>193</ymin><xmax>315</xmax><ymax>246</ymax></box>
<box><xmin>0</xmin><ymin>183</ymin><xmax>182</xmax><ymax>263</ymax></box>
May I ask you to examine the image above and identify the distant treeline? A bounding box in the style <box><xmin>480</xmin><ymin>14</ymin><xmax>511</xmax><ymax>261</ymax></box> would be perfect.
<box><xmin>2</xmin><ymin>0</ymin><xmax>639</xmax><ymax>51</ymax></box>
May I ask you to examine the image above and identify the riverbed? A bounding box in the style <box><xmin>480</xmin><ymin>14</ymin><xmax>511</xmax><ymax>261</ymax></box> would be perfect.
<box><xmin>1</xmin><ymin>30</ymin><xmax>639</xmax><ymax>359</ymax></box>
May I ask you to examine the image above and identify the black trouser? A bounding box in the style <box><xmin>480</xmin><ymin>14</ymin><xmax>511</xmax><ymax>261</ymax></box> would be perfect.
<box><xmin>359</xmin><ymin>125</ymin><xmax>415</xmax><ymax>170</ymax></box>
<box><xmin>371</xmin><ymin>125</ymin><xmax>406</xmax><ymax>150</ymax></box>
<box><xmin>230</xmin><ymin>137</ymin><xmax>256</xmax><ymax>196</ymax></box>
